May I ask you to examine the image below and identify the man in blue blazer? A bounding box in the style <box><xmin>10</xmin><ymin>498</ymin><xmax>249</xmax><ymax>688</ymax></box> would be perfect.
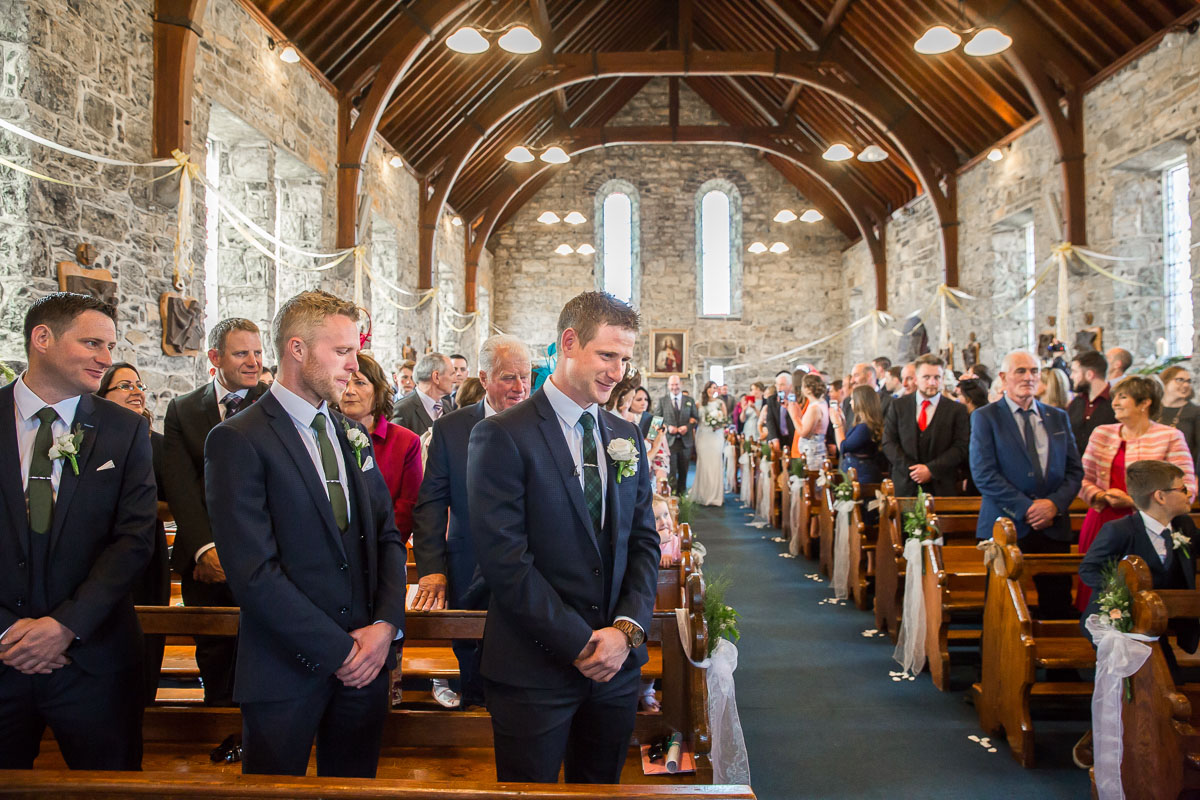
<box><xmin>970</xmin><ymin>350</ymin><xmax>1083</xmax><ymax>618</ymax></box>
<box><xmin>411</xmin><ymin>334</ymin><xmax>533</xmax><ymax>710</ymax></box>
<box><xmin>206</xmin><ymin>291</ymin><xmax>407</xmax><ymax>778</ymax></box>
<box><xmin>467</xmin><ymin>292</ymin><xmax>661</xmax><ymax>784</ymax></box>
<box><xmin>0</xmin><ymin>293</ymin><xmax>156</xmax><ymax>770</ymax></box>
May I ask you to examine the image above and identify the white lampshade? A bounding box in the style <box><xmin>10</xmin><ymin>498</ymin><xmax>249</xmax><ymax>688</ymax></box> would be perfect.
<box><xmin>446</xmin><ymin>26</ymin><xmax>489</xmax><ymax>54</ymax></box>
<box><xmin>497</xmin><ymin>25</ymin><xmax>542</xmax><ymax>54</ymax></box>
<box><xmin>964</xmin><ymin>27</ymin><xmax>1012</xmax><ymax>57</ymax></box>
<box><xmin>504</xmin><ymin>145</ymin><xmax>534</xmax><ymax>163</ymax></box>
<box><xmin>539</xmin><ymin>146</ymin><xmax>570</xmax><ymax>164</ymax></box>
<box><xmin>537</xmin><ymin>211</ymin><xmax>561</xmax><ymax>224</ymax></box>
<box><xmin>799</xmin><ymin>209</ymin><xmax>824</xmax><ymax>223</ymax></box>
<box><xmin>747</xmin><ymin>242</ymin><xmax>768</xmax><ymax>254</ymax></box>
<box><xmin>388</xmin><ymin>155</ymin><xmax>403</xmax><ymax>169</ymax></box>
<box><xmin>576</xmin><ymin>243</ymin><xmax>595</xmax><ymax>255</ymax></box>
<box><xmin>822</xmin><ymin>143</ymin><xmax>854</xmax><ymax>161</ymax></box>
<box><xmin>857</xmin><ymin>144</ymin><xmax>889</xmax><ymax>162</ymax></box>
<box><xmin>554</xmin><ymin>243</ymin><xmax>574</xmax><ymax>255</ymax></box>
<box><xmin>279</xmin><ymin>46</ymin><xmax>300</xmax><ymax>64</ymax></box>
<box><xmin>451</xmin><ymin>216</ymin><xmax>463</xmax><ymax>227</ymax></box>
<box><xmin>769</xmin><ymin>241</ymin><xmax>790</xmax><ymax>254</ymax></box>
<box><xmin>914</xmin><ymin>25</ymin><xmax>961</xmax><ymax>55</ymax></box>
<box><xmin>773</xmin><ymin>209</ymin><xmax>798</xmax><ymax>223</ymax></box>
<box><xmin>986</xmin><ymin>148</ymin><xmax>1004</xmax><ymax>162</ymax></box>
<box><xmin>563</xmin><ymin>211</ymin><xmax>587</xmax><ymax>224</ymax></box>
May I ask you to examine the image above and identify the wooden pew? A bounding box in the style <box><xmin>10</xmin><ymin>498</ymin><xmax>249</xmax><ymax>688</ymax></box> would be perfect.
<box><xmin>846</xmin><ymin>475</ymin><xmax>882</xmax><ymax>611</ymax></box>
<box><xmin>919</xmin><ymin>497</ymin><xmax>987</xmax><ymax>690</ymax></box>
<box><xmin>816</xmin><ymin>463</ymin><xmax>840</xmax><ymax>578</ymax></box>
<box><xmin>769</xmin><ymin>443</ymin><xmax>784</xmax><ymax>529</ymax></box>
<box><xmin>872</xmin><ymin>481</ymin><xmax>902</xmax><ymax>636</ymax></box>
<box><xmin>972</xmin><ymin>517</ymin><xmax>1093</xmax><ymax>767</ymax></box>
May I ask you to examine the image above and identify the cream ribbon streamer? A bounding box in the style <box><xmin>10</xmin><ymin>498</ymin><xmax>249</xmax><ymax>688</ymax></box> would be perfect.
<box><xmin>1085</xmin><ymin>615</ymin><xmax>1158</xmax><ymax>800</ymax></box>
<box><xmin>738</xmin><ymin>452</ymin><xmax>753</xmax><ymax>507</ymax></box>
<box><xmin>787</xmin><ymin>475</ymin><xmax>805</xmax><ymax>556</ymax></box>
<box><xmin>755</xmin><ymin>460</ymin><xmax>772</xmax><ymax>522</ymax></box>
<box><xmin>831</xmin><ymin>499</ymin><xmax>856</xmax><ymax>600</ymax></box>
<box><xmin>977</xmin><ymin>538</ymin><xmax>1008</xmax><ymax>578</ymax></box>
<box><xmin>892</xmin><ymin>536</ymin><xmax>943</xmax><ymax>676</ymax></box>
<box><xmin>725</xmin><ymin>311</ymin><xmax>893</xmax><ymax>373</ymax></box>
<box><xmin>0</xmin><ymin>117</ymin><xmax>175</xmax><ymax>167</ymax></box>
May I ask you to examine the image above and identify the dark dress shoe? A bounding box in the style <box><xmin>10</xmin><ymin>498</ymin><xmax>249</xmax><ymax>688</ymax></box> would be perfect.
<box><xmin>210</xmin><ymin>733</ymin><xmax>243</xmax><ymax>764</ymax></box>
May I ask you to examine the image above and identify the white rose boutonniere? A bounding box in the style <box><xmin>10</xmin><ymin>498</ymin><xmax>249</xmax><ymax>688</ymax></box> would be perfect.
<box><xmin>48</xmin><ymin>425</ymin><xmax>85</xmax><ymax>476</ymax></box>
<box><xmin>607</xmin><ymin>437</ymin><xmax>639</xmax><ymax>483</ymax></box>
<box><xmin>343</xmin><ymin>421</ymin><xmax>371</xmax><ymax>468</ymax></box>
<box><xmin>1171</xmin><ymin>530</ymin><xmax>1191</xmax><ymax>559</ymax></box>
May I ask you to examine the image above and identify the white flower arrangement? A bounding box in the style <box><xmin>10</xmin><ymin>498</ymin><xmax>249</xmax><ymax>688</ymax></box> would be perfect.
<box><xmin>1171</xmin><ymin>530</ymin><xmax>1191</xmax><ymax>559</ymax></box>
<box><xmin>48</xmin><ymin>426</ymin><xmax>85</xmax><ymax>476</ymax></box>
<box><xmin>343</xmin><ymin>421</ymin><xmax>371</xmax><ymax>468</ymax></box>
<box><xmin>607</xmin><ymin>437</ymin><xmax>639</xmax><ymax>483</ymax></box>
<box><xmin>704</xmin><ymin>403</ymin><xmax>727</xmax><ymax>430</ymax></box>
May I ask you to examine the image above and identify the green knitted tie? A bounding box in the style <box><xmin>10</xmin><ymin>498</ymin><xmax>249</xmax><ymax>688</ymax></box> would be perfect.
<box><xmin>28</xmin><ymin>407</ymin><xmax>58</xmax><ymax>535</ymax></box>
<box><xmin>312</xmin><ymin>413</ymin><xmax>349</xmax><ymax>532</ymax></box>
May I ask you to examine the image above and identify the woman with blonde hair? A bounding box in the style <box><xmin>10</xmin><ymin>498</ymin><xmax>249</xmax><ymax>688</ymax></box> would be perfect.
<box><xmin>1037</xmin><ymin>366</ymin><xmax>1070</xmax><ymax>409</ymax></box>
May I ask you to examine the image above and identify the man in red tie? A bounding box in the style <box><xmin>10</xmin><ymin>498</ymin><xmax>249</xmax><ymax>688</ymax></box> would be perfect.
<box><xmin>881</xmin><ymin>353</ymin><xmax>970</xmax><ymax>497</ymax></box>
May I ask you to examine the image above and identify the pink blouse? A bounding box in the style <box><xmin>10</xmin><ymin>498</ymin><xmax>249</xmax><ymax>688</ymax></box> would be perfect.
<box><xmin>1079</xmin><ymin>421</ymin><xmax>1196</xmax><ymax>503</ymax></box>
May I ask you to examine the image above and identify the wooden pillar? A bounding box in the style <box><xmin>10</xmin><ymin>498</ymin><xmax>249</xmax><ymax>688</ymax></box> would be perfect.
<box><xmin>152</xmin><ymin>0</ymin><xmax>209</xmax><ymax>157</ymax></box>
<box><xmin>940</xmin><ymin>172</ymin><xmax>959</xmax><ymax>289</ymax></box>
<box><xmin>1059</xmin><ymin>89</ymin><xmax>1086</xmax><ymax>246</ymax></box>
<box><xmin>871</xmin><ymin>221</ymin><xmax>887</xmax><ymax>312</ymax></box>
<box><xmin>418</xmin><ymin>178</ymin><xmax>437</xmax><ymax>291</ymax></box>
<box><xmin>336</xmin><ymin>97</ymin><xmax>364</xmax><ymax>249</ymax></box>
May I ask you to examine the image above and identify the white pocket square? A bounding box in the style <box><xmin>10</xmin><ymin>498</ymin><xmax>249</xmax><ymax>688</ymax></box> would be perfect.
<box><xmin>97</xmin><ymin>460</ymin><xmax>115</xmax><ymax>471</ymax></box>
<box><xmin>362</xmin><ymin>456</ymin><xmax>375</xmax><ymax>472</ymax></box>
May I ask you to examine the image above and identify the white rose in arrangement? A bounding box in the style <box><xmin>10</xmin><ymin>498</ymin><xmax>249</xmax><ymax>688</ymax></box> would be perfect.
<box><xmin>347</xmin><ymin>428</ymin><xmax>371</xmax><ymax>450</ymax></box>
<box><xmin>606</xmin><ymin>437</ymin><xmax>639</xmax><ymax>483</ymax></box>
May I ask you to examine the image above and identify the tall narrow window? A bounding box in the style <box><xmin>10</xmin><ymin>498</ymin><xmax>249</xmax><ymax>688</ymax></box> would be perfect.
<box><xmin>708</xmin><ymin>364</ymin><xmax>725</xmax><ymax>386</ymax></box>
<box><xmin>602</xmin><ymin>192</ymin><xmax>633</xmax><ymax>303</ymax></box>
<box><xmin>203</xmin><ymin>139</ymin><xmax>221</xmax><ymax>337</ymax></box>
<box><xmin>1164</xmin><ymin>162</ymin><xmax>1193</xmax><ymax>356</ymax></box>
<box><xmin>700</xmin><ymin>190</ymin><xmax>732</xmax><ymax>316</ymax></box>
<box><xmin>1023</xmin><ymin>221</ymin><xmax>1036</xmax><ymax>352</ymax></box>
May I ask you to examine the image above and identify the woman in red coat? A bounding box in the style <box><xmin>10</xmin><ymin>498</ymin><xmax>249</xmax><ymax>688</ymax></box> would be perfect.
<box><xmin>339</xmin><ymin>352</ymin><xmax>423</xmax><ymax>542</ymax></box>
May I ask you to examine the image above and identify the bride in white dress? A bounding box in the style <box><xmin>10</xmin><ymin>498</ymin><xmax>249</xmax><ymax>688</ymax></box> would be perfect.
<box><xmin>691</xmin><ymin>381</ymin><xmax>727</xmax><ymax>506</ymax></box>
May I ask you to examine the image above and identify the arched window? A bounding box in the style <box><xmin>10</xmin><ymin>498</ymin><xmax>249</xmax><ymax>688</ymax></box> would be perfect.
<box><xmin>695</xmin><ymin>179</ymin><xmax>742</xmax><ymax>318</ymax></box>
<box><xmin>595</xmin><ymin>180</ymin><xmax>640</xmax><ymax>305</ymax></box>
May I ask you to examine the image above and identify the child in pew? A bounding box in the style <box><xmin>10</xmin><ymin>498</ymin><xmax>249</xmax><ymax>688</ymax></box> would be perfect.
<box><xmin>641</xmin><ymin>495</ymin><xmax>680</xmax><ymax>712</ymax></box>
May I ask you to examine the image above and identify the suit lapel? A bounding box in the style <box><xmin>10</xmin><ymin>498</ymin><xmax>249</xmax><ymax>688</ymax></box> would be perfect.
<box><xmin>599</xmin><ymin>413</ymin><xmax>622</xmax><ymax>552</ymax></box>
<box><xmin>336</xmin><ymin>417</ymin><xmax>369</xmax><ymax>564</ymax></box>
<box><xmin>996</xmin><ymin>401</ymin><xmax>1035</xmax><ymax>471</ymax></box>
<box><xmin>415</xmin><ymin>395</ymin><xmax>433</xmax><ymax>430</ymax></box>
<box><xmin>533</xmin><ymin>390</ymin><xmax>601</xmax><ymax>556</ymax></box>
<box><xmin>199</xmin><ymin>383</ymin><xmax>222</xmax><ymax>430</ymax></box>
<box><xmin>0</xmin><ymin>384</ymin><xmax>29</xmax><ymax>559</ymax></box>
<box><xmin>49</xmin><ymin>394</ymin><xmax>100</xmax><ymax>554</ymax></box>
<box><xmin>261</xmin><ymin>393</ymin><xmax>343</xmax><ymax>551</ymax></box>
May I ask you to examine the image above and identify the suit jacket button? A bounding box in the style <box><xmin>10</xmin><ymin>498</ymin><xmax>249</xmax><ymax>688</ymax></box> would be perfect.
<box><xmin>15</xmin><ymin>598</ymin><xmax>23</xmax><ymax>607</ymax></box>
<box><xmin>593</xmin><ymin>568</ymin><xmax>600</xmax><ymax>576</ymax></box>
<box><xmin>339</xmin><ymin>563</ymin><xmax>349</xmax><ymax>571</ymax></box>
<box><xmin>591</xmin><ymin>604</ymin><xmax>599</xmax><ymax>611</ymax></box>
<box><xmin>16</xmin><ymin>561</ymin><xmax>25</xmax><ymax>569</ymax></box>
<box><xmin>339</xmin><ymin>607</ymin><xmax>348</xmax><ymax>615</ymax></box>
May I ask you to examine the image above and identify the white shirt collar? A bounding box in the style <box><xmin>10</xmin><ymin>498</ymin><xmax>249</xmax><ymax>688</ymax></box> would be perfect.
<box><xmin>917</xmin><ymin>391</ymin><xmax>941</xmax><ymax>409</ymax></box>
<box><xmin>544</xmin><ymin>376</ymin><xmax>599</xmax><ymax>429</ymax></box>
<box><xmin>1004</xmin><ymin>394</ymin><xmax>1040</xmax><ymax>418</ymax></box>
<box><xmin>214</xmin><ymin>377</ymin><xmax>250</xmax><ymax>405</ymax></box>
<box><xmin>1139</xmin><ymin>510</ymin><xmax>1170</xmax><ymax>537</ymax></box>
<box><xmin>483</xmin><ymin>398</ymin><xmax>498</xmax><ymax>418</ymax></box>
<box><xmin>270</xmin><ymin>380</ymin><xmax>329</xmax><ymax>427</ymax></box>
<box><xmin>14</xmin><ymin>375</ymin><xmax>81</xmax><ymax>425</ymax></box>
<box><xmin>416</xmin><ymin>387</ymin><xmax>440</xmax><ymax>419</ymax></box>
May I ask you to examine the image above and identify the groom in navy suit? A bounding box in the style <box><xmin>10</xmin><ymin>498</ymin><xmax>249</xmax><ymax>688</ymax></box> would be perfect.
<box><xmin>970</xmin><ymin>349</ymin><xmax>1083</xmax><ymax>618</ymax></box>
<box><xmin>467</xmin><ymin>291</ymin><xmax>660</xmax><ymax>783</ymax></box>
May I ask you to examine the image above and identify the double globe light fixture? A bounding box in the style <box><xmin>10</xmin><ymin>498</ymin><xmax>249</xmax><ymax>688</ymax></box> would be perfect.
<box><xmin>504</xmin><ymin>145</ymin><xmax>570</xmax><ymax>164</ymax></box>
<box><xmin>913</xmin><ymin>2</ymin><xmax>1012</xmax><ymax>57</ymax></box>
<box><xmin>749</xmin><ymin>206</ymin><xmax>823</xmax><ymax>254</ymax></box>
<box><xmin>821</xmin><ymin>142</ymin><xmax>889</xmax><ymax>163</ymax></box>
<box><xmin>445</xmin><ymin>24</ymin><xmax>542</xmax><ymax>55</ymax></box>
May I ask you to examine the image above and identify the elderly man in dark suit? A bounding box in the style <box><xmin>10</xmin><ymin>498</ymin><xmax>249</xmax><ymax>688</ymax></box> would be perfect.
<box><xmin>467</xmin><ymin>291</ymin><xmax>660</xmax><ymax>784</ymax></box>
<box><xmin>763</xmin><ymin>371</ymin><xmax>795</xmax><ymax>446</ymax></box>
<box><xmin>0</xmin><ymin>293</ymin><xmax>156</xmax><ymax>770</ymax></box>
<box><xmin>391</xmin><ymin>351</ymin><xmax>453</xmax><ymax>436</ymax></box>
<box><xmin>658</xmin><ymin>373</ymin><xmax>697</xmax><ymax>495</ymax></box>
<box><xmin>970</xmin><ymin>350</ymin><xmax>1083</xmax><ymax>618</ymax></box>
<box><xmin>411</xmin><ymin>334</ymin><xmax>532</xmax><ymax>711</ymax></box>
<box><xmin>206</xmin><ymin>291</ymin><xmax>407</xmax><ymax>778</ymax></box>
<box><xmin>162</xmin><ymin>317</ymin><xmax>267</xmax><ymax>708</ymax></box>
<box><xmin>881</xmin><ymin>353</ymin><xmax>970</xmax><ymax>496</ymax></box>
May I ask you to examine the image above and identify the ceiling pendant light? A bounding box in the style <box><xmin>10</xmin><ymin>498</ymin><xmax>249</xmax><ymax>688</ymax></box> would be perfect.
<box><xmin>914</xmin><ymin>25</ymin><xmax>961</xmax><ymax>55</ymax></box>
<box><xmin>986</xmin><ymin>148</ymin><xmax>1004</xmax><ymax>162</ymax></box>
<box><xmin>563</xmin><ymin>211</ymin><xmax>587</xmax><ymax>225</ymax></box>
<box><xmin>504</xmin><ymin>145</ymin><xmax>534</xmax><ymax>163</ymax></box>
<box><xmin>747</xmin><ymin>242</ymin><xmax>768</xmax><ymax>254</ymax></box>
<box><xmin>773</xmin><ymin>209</ymin><xmax>798</xmax><ymax>223</ymax></box>
<box><xmin>554</xmin><ymin>244</ymin><xmax>574</xmax><ymax>255</ymax></box>
<box><xmin>539</xmin><ymin>146</ymin><xmax>570</xmax><ymax>164</ymax></box>
<box><xmin>964</xmin><ymin>27</ymin><xmax>1012</xmax><ymax>56</ymax></box>
<box><xmin>857</xmin><ymin>144</ymin><xmax>889</xmax><ymax>162</ymax></box>
<box><xmin>769</xmin><ymin>242</ymin><xmax>790</xmax><ymax>254</ymax></box>
<box><xmin>799</xmin><ymin>209</ymin><xmax>824</xmax><ymax>223</ymax></box>
<box><xmin>822</xmin><ymin>143</ymin><xmax>854</xmax><ymax>162</ymax></box>
<box><xmin>446</xmin><ymin>26</ymin><xmax>490</xmax><ymax>54</ymax></box>
<box><xmin>537</xmin><ymin>211</ymin><xmax>561</xmax><ymax>224</ymax></box>
<box><xmin>497</xmin><ymin>25</ymin><xmax>542</xmax><ymax>54</ymax></box>
<box><xmin>576</xmin><ymin>243</ymin><xmax>595</xmax><ymax>255</ymax></box>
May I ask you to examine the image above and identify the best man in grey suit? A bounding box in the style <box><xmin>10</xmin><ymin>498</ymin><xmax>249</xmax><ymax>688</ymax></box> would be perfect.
<box><xmin>658</xmin><ymin>373</ymin><xmax>697</xmax><ymax>495</ymax></box>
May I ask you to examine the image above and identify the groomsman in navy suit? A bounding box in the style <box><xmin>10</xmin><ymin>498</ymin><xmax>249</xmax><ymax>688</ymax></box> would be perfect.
<box><xmin>468</xmin><ymin>291</ymin><xmax>660</xmax><ymax>783</ymax></box>
<box><xmin>205</xmin><ymin>291</ymin><xmax>407</xmax><ymax>777</ymax></box>
<box><xmin>0</xmin><ymin>293</ymin><xmax>156</xmax><ymax>769</ymax></box>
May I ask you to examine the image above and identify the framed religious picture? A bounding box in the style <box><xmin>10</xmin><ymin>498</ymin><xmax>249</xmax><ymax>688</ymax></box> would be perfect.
<box><xmin>57</xmin><ymin>262</ymin><xmax>118</xmax><ymax>307</ymax></box>
<box><xmin>650</xmin><ymin>330</ymin><xmax>688</xmax><ymax>377</ymax></box>
<box><xmin>159</xmin><ymin>292</ymin><xmax>204</xmax><ymax>357</ymax></box>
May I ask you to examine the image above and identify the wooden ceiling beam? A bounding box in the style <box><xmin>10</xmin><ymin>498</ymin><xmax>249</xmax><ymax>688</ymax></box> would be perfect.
<box><xmin>819</xmin><ymin>0</ymin><xmax>854</xmax><ymax>44</ymax></box>
<box><xmin>529</xmin><ymin>0</ymin><xmax>568</xmax><ymax>115</ymax></box>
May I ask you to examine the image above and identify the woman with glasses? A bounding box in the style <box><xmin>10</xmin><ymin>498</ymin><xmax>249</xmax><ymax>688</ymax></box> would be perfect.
<box><xmin>96</xmin><ymin>363</ymin><xmax>170</xmax><ymax>706</ymax></box>
<box><xmin>1075</xmin><ymin>375</ymin><xmax>1196</xmax><ymax>610</ymax></box>
<box><xmin>1158</xmin><ymin>365</ymin><xmax>1200</xmax><ymax>472</ymax></box>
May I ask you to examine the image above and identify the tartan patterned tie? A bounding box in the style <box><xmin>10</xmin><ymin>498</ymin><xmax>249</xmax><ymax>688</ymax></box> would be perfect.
<box><xmin>578</xmin><ymin>411</ymin><xmax>603</xmax><ymax>534</ymax></box>
<box><xmin>311</xmin><ymin>413</ymin><xmax>349</xmax><ymax>532</ymax></box>
<box><xmin>28</xmin><ymin>407</ymin><xmax>57</xmax><ymax>535</ymax></box>
<box><xmin>222</xmin><ymin>394</ymin><xmax>243</xmax><ymax>418</ymax></box>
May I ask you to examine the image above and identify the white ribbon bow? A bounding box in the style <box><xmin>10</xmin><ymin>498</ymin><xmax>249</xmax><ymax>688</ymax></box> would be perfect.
<box><xmin>831</xmin><ymin>500</ymin><xmax>856</xmax><ymax>600</ymax></box>
<box><xmin>892</xmin><ymin>536</ymin><xmax>943</xmax><ymax>676</ymax></box>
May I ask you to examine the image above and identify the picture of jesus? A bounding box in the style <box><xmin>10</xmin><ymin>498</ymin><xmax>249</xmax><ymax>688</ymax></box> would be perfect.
<box><xmin>650</xmin><ymin>330</ymin><xmax>688</xmax><ymax>377</ymax></box>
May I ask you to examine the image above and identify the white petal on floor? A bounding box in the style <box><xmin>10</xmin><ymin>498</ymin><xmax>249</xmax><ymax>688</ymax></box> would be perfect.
<box><xmin>987</xmin><ymin>748</ymin><xmax>997</xmax><ymax>753</ymax></box>
<box><xmin>968</xmin><ymin>735</ymin><xmax>980</xmax><ymax>742</ymax></box>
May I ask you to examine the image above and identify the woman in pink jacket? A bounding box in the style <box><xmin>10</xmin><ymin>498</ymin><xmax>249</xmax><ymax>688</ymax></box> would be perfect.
<box><xmin>1075</xmin><ymin>375</ymin><xmax>1196</xmax><ymax>609</ymax></box>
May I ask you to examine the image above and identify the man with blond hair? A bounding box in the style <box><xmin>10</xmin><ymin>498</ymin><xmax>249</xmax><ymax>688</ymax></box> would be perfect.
<box><xmin>206</xmin><ymin>291</ymin><xmax>407</xmax><ymax>777</ymax></box>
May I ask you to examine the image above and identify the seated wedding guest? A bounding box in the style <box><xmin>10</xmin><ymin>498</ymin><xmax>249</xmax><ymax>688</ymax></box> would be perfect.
<box><xmin>97</xmin><ymin>363</ymin><xmax>170</xmax><ymax>707</ymax></box>
<box><xmin>900</xmin><ymin>362</ymin><xmax>917</xmax><ymax>395</ymax></box>
<box><xmin>259</xmin><ymin>365</ymin><xmax>275</xmax><ymax>386</ymax></box>
<box><xmin>954</xmin><ymin>377</ymin><xmax>989</xmax><ymax>415</ymax></box>
<box><xmin>1106</xmin><ymin>346</ymin><xmax>1133</xmax><ymax>382</ymax></box>
<box><xmin>640</xmin><ymin>495</ymin><xmax>679</xmax><ymax>712</ymax></box>
<box><xmin>1037</xmin><ymin>365</ymin><xmax>1070</xmax><ymax>409</ymax></box>
<box><xmin>392</xmin><ymin>352</ymin><xmax>453</xmax><ymax>435</ymax></box>
<box><xmin>1067</xmin><ymin>350</ymin><xmax>1115</xmax><ymax>455</ymax></box>
<box><xmin>882</xmin><ymin>354</ymin><xmax>970</xmax><ymax>497</ymax></box>
<box><xmin>970</xmin><ymin>350</ymin><xmax>1082</xmax><ymax>619</ymax></box>
<box><xmin>829</xmin><ymin>385</ymin><xmax>887</xmax><ymax>483</ymax></box>
<box><xmin>1075</xmin><ymin>375</ymin><xmax>1196</xmax><ymax>610</ymax></box>
<box><xmin>455</xmin><ymin>376</ymin><xmax>485</xmax><ymax>408</ymax></box>
<box><xmin>1</xmin><ymin>293</ymin><xmax>155</xmax><ymax>770</ymax></box>
<box><xmin>1158</xmin><ymin>365</ymin><xmax>1200</xmax><ymax>471</ymax></box>
<box><xmin>338</xmin><ymin>352</ymin><xmax>422</xmax><ymax>544</ymax></box>
<box><xmin>787</xmin><ymin>373</ymin><xmax>829</xmax><ymax>466</ymax></box>
<box><xmin>631</xmin><ymin>385</ymin><xmax>654</xmax><ymax>438</ymax></box>
<box><xmin>206</xmin><ymin>291</ymin><xmax>406</xmax><ymax>778</ymax></box>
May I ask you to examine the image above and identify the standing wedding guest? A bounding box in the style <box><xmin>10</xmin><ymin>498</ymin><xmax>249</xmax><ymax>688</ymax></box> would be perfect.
<box><xmin>259</xmin><ymin>365</ymin><xmax>275</xmax><ymax>386</ymax></box>
<box><xmin>604</xmin><ymin>379</ymin><xmax>637</xmax><ymax>419</ymax></box>
<box><xmin>763</xmin><ymin>371</ymin><xmax>796</xmax><ymax>446</ymax></box>
<box><xmin>338</xmin><ymin>353</ymin><xmax>422</xmax><ymax>545</ymax></box>
<box><xmin>883</xmin><ymin>366</ymin><xmax>903</xmax><ymax>398</ymax></box>
<box><xmin>882</xmin><ymin>354</ymin><xmax>970</xmax><ymax>497</ymax></box>
<box><xmin>691</xmin><ymin>381</ymin><xmax>727</xmax><ymax>507</ymax></box>
<box><xmin>1037</xmin><ymin>366</ymin><xmax>1070</xmax><ymax>409</ymax></box>
<box><xmin>718</xmin><ymin>384</ymin><xmax>736</xmax><ymax>418</ymax></box>
<box><xmin>392</xmin><ymin>352</ymin><xmax>453</xmax><ymax>436</ymax></box>
<box><xmin>631</xmin><ymin>386</ymin><xmax>654</xmax><ymax>438</ymax></box>
<box><xmin>206</xmin><ymin>292</ymin><xmax>406</xmax><ymax>778</ymax></box>
<box><xmin>454</xmin><ymin>376</ymin><xmax>486</xmax><ymax>409</ymax></box>
<box><xmin>873</xmin><ymin>357</ymin><xmax>893</xmax><ymax>390</ymax></box>
<box><xmin>900</xmin><ymin>362</ymin><xmax>917</xmax><ymax>395</ymax></box>
<box><xmin>467</xmin><ymin>292</ymin><xmax>659</xmax><ymax>784</ymax></box>
<box><xmin>1106</xmin><ymin>347</ymin><xmax>1133</xmax><ymax>382</ymax></box>
<box><xmin>97</xmin><ymin>363</ymin><xmax>170</xmax><ymax>707</ymax></box>
<box><xmin>441</xmin><ymin>354</ymin><xmax>470</xmax><ymax>414</ymax></box>
<box><xmin>1067</xmin><ymin>351</ymin><xmax>1116</xmax><ymax>456</ymax></box>
<box><xmin>1157</xmin><ymin>365</ymin><xmax>1200</xmax><ymax>471</ymax></box>
<box><xmin>162</xmin><ymin>318</ymin><xmax>268</xmax><ymax>709</ymax></box>
<box><xmin>787</xmin><ymin>373</ymin><xmax>829</xmax><ymax>467</ymax></box>
<box><xmin>954</xmin><ymin>377</ymin><xmax>989</xmax><ymax>415</ymax></box>
<box><xmin>413</xmin><ymin>336</ymin><xmax>533</xmax><ymax>711</ymax></box>
<box><xmin>969</xmin><ymin>350</ymin><xmax>1083</xmax><ymax>618</ymax></box>
<box><xmin>659</xmin><ymin>373</ymin><xmax>698</xmax><ymax>496</ymax></box>
<box><xmin>0</xmin><ymin>293</ymin><xmax>155</xmax><ymax>770</ymax></box>
<box><xmin>987</xmin><ymin>376</ymin><xmax>1005</xmax><ymax>404</ymax></box>
<box><xmin>393</xmin><ymin>360</ymin><xmax>415</xmax><ymax>399</ymax></box>
<box><xmin>1074</xmin><ymin>375</ymin><xmax>1195</xmax><ymax>610</ymax></box>
<box><xmin>829</xmin><ymin>385</ymin><xmax>887</xmax><ymax>483</ymax></box>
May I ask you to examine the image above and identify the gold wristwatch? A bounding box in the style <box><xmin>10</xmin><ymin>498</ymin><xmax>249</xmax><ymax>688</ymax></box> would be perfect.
<box><xmin>613</xmin><ymin>619</ymin><xmax>645</xmax><ymax>648</ymax></box>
